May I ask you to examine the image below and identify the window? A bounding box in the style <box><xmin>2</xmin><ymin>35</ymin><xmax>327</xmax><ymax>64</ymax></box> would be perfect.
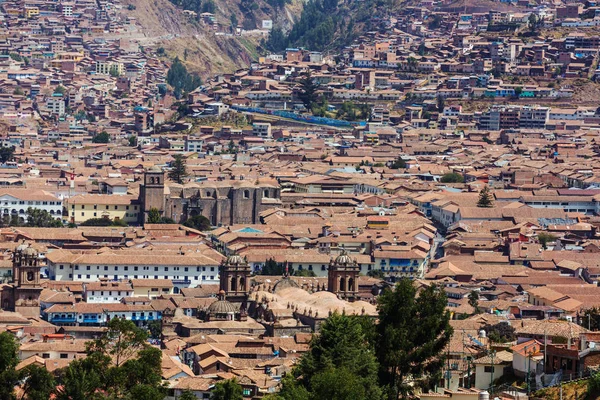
<box><xmin>42</xmin><ymin>353</ymin><xmax>50</xmax><ymax>359</ymax></box>
<box><xmin>243</xmin><ymin>389</ymin><xmax>252</xmax><ymax>396</ymax></box>
<box><xmin>243</xmin><ymin>190</ymin><xmax>250</xmax><ymax>199</ymax></box>
<box><xmin>484</xmin><ymin>366</ymin><xmax>495</xmax><ymax>373</ymax></box>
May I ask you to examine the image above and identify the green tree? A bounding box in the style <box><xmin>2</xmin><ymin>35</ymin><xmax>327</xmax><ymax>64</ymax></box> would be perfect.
<box><xmin>148</xmin><ymin>320</ymin><xmax>162</xmax><ymax>340</ymax></box>
<box><xmin>211</xmin><ymin>379</ymin><xmax>243</xmax><ymax>400</ymax></box>
<box><xmin>179</xmin><ymin>391</ymin><xmax>198</xmax><ymax>400</ymax></box>
<box><xmin>376</xmin><ymin>279</ymin><xmax>453</xmax><ymax>399</ymax></box>
<box><xmin>528</xmin><ymin>13</ymin><xmax>538</xmax><ymax>33</ymax></box>
<box><xmin>588</xmin><ymin>371</ymin><xmax>600</xmax><ymax>399</ymax></box>
<box><xmin>390</xmin><ymin>157</ymin><xmax>407</xmax><ymax>169</ymax></box>
<box><xmin>483</xmin><ymin>322</ymin><xmax>516</xmax><ymax>344</ymax></box>
<box><xmin>183</xmin><ymin>214</ymin><xmax>211</xmax><ymax>231</ymax></box>
<box><xmin>0</xmin><ymin>332</ymin><xmax>19</xmax><ymax>400</ymax></box>
<box><xmin>290</xmin><ymin>313</ymin><xmax>382</xmax><ymax>400</ymax></box>
<box><xmin>367</xmin><ymin>269</ymin><xmax>386</xmax><ymax>279</ymax></box>
<box><xmin>147</xmin><ymin>208</ymin><xmax>162</xmax><ymax>224</ymax></box>
<box><xmin>538</xmin><ymin>232</ymin><xmax>557</xmax><ymax>250</ymax></box>
<box><xmin>514</xmin><ymin>86</ymin><xmax>523</xmax><ymax>97</ymax></box>
<box><xmin>56</xmin><ymin>358</ymin><xmax>106</xmax><ymax>400</ymax></box>
<box><xmin>13</xmin><ymin>87</ymin><xmax>24</xmax><ymax>96</ymax></box>
<box><xmin>582</xmin><ymin>307</ymin><xmax>600</xmax><ymax>331</ymax></box>
<box><xmin>261</xmin><ymin>258</ymin><xmax>288</xmax><ymax>275</ymax></box>
<box><xmin>297</xmin><ymin>71</ymin><xmax>320</xmax><ymax>110</ymax></box>
<box><xmin>294</xmin><ymin>269</ymin><xmax>316</xmax><ymax>277</ymax></box>
<box><xmin>0</xmin><ymin>146</ymin><xmax>15</xmax><ymax>163</ymax></box>
<box><xmin>88</xmin><ymin>318</ymin><xmax>148</xmax><ymax>367</ymax></box>
<box><xmin>477</xmin><ymin>186</ymin><xmax>494</xmax><ymax>208</ymax></box>
<box><xmin>436</xmin><ymin>95</ymin><xmax>445</xmax><ymax>112</ymax></box>
<box><xmin>468</xmin><ymin>290</ymin><xmax>480</xmax><ymax>314</ymax></box>
<box><xmin>25</xmin><ymin>208</ymin><xmax>63</xmax><ymax>227</ymax></box>
<box><xmin>54</xmin><ymin>85</ymin><xmax>67</xmax><ymax>95</ymax></box>
<box><xmin>440</xmin><ymin>172</ymin><xmax>464</xmax><ymax>183</ymax></box>
<box><xmin>19</xmin><ymin>364</ymin><xmax>56</xmax><ymax>400</ymax></box>
<box><xmin>92</xmin><ymin>131</ymin><xmax>110</xmax><ymax>143</ymax></box>
<box><xmin>128</xmin><ymin>135</ymin><xmax>137</xmax><ymax>147</ymax></box>
<box><xmin>168</xmin><ymin>154</ymin><xmax>188</xmax><ymax>184</ymax></box>
<box><xmin>80</xmin><ymin>218</ymin><xmax>127</xmax><ymax>227</ymax></box>
<box><xmin>167</xmin><ymin>57</ymin><xmax>202</xmax><ymax>98</ymax></box>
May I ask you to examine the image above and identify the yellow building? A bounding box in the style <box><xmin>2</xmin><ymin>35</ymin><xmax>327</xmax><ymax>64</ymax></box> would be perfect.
<box><xmin>67</xmin><ymin>194</ymin><xmax>139</xmax><ymax>225</ymax></box>
<box><xmin>95</xmin><ymin>61</ymin><xmax>124</xmax><ymax>75</ymax></box>
<box><xmin>25</xmin><ymin>7</ymin><xmax>39</xmax><ymax>18</ymax></box>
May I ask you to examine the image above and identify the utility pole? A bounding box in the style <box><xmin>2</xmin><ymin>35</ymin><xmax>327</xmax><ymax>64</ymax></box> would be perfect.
<box><xmin>490</xmin><ymin>350</ymin><xmax>496</xmax><ymax>396</ymax></box>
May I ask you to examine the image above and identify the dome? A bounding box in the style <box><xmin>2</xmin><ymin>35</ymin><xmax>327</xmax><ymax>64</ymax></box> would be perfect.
<box><xmin>148</xmin><ymin>165</ymin><xmax>162</xmax><ymax>173</ymax></box>
<box><xmin>22</xmin><ymin>246</ymin><xmax>38</xmax><ymax>257</ymax></box>
<box><xmin>273</xmin><ymin>277</ymin><xmax>300</xmax><ymax>293</ymax></box>
<box><xmin>207</xmin><ymin>299</ymin><xmax>238</xmax><ymax>314</ymax></box>
<box><xmin>226</xmin><ymin>254</ymin><xmax>246</xmax><ymax>266</ymax></box>
<box><xmin>334</xmin><ymin>252</ymin><xmax>354</xmax><ymax>266</ymax></box>
<box><xmin>15</xmin><ymin>244</ymin><xmax>28</xmax><ymax>253</ymax></box>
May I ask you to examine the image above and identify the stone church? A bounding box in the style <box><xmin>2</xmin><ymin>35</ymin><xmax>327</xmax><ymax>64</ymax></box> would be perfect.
<box><xmin>138</xmin><ymin>167</ymin><xmax>282</xmax><ymax>226</ymax></box>
<box><xmin>1</xmin><ymin>244</ymin><xmax>43</xmax><ymax>317</ymax></box>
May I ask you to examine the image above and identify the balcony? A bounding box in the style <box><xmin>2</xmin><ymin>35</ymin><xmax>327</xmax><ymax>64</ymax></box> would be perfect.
<box><xmin>51</xmin><ymin>317</ymin><xmax>76</xmax><ymax>323</ymax></box>
<box><xmin>83</xmin><ymin>318</ymin><xmax>99</xmax><ymax>323</ymax></box>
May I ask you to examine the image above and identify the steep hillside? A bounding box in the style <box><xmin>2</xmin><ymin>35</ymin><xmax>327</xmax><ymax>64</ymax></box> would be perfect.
<box><xmin>265</xmin><ymin>0</ymin><xmax>400</xmax><ymax>53</ymax></box>
<box><xmin>120</xmin><ymin>0</ymin><xmax>302</xmax><ymax>76</ymax></box>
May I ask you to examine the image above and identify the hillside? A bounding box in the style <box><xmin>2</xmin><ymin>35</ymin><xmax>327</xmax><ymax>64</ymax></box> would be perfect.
<box><xmin>120</xmin><ymin>0</ymin><xmax>302</xmax><ymax>76</ymax></box>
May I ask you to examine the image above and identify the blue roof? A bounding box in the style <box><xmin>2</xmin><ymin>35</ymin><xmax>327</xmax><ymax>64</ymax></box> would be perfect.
<box><xmin>236</xmin><ymin>227</ymin><xmax>263</xmax><ymax>233</ymax></box>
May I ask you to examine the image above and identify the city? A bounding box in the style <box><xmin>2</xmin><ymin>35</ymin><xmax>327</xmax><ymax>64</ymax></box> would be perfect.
<box><xmin>0</xmin><ymin>0</ymin><xmax>600</xmax><ymax>398</ymax></box>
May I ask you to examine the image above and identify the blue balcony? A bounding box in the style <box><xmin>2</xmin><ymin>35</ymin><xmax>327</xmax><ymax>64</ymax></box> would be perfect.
<box><xmin>83</xmin><ymin>318</ymin><xmax>99</xmax><ymax>323</ymax></box>
<box><xmin>51</xmin><ymin>317</ymin><xmax>76</xmax><ymax>323</ymax></box>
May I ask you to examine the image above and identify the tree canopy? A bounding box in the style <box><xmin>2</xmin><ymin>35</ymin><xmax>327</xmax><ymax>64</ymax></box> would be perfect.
<box><xmin>278</xmin><ymin>312</ymin><xmax>381</xmax><ymax>400</ymax></box>
<box><xmin>297</xmin><ymin>71</ymin><xmax>320</xmax><ymax>110</ymax></box>
<box><xmin>92</xmin><ymin>131</ymin><xmax>110</xmax><ymax>144</ymax></box>
<box><xmin>0</xmin><ymin>146</ymin><xmax>15</xmax><ymax>163</ymax></box>
<box><xmin>168</xmin><ymin>154</ymin><xmax>188</xmax><ymax>184</ymax></box>
<box><xmin>211</xmin><ymin>379</ymin><xmax>244</xmax><ymax>400</ymax></box>
<box><xmin>376</xmin><ymin>279</ymin><xmax>453</xmax><ymax>399</ymax></box>
<box><xmin>477</xmin><ymin>186</ymin><xmax>494</xmax><ymax>208</ymax></box>
<box><xmin>25</xmin><ymin>208</ymin><xmax>63</xmax><ymax>227</ymax></box>
<box><xmin>183</xmin><ymin>214</ymin><xmax>211</xmax><ymax>231</ymax></box>
<box><xmin>167</xmin><ymin>57</ymin><xmax>202</xmax><ymax>98</ymax></box>
<box><xmin>440</xmin><ymin>172</ymin><xmax>464</xmax><ymax>183</ymax></box>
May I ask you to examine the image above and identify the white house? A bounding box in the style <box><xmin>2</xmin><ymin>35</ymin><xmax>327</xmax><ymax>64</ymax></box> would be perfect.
<box><xmin>473</xmin><ymin>350</ymin><xmax>513</xmax><ymax>390</ymax></box>
<box><xmin>83</xmin><ymin>281</ymin><xmax>134</xmax><ymax>303</ymax></box>
<box><xmin>0</xmin><ymin>189</ymin><xmax>63</xmax><ymax>223</ymax></box>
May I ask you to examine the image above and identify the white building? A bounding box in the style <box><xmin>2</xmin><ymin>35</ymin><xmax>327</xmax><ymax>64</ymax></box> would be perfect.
<box><xmin>473</xmin><ymin>350</ymin><xmax>513</xmax><ymax>390</ymax></box>
<box><xmin>0</xmin><ymin>189</ymin><xmax>63</xmax><ymax>223</ymax></box>
<box><xmin>46</xmin><ymin>95</ymin><xmax>66</xmax><ymax>117</ymax></box>
<box><xmin>46</xmin><ymin>251</ymin><xmax>221</xmax><ymax>291</ymax></box>
<box><xmin>83</xmin><ymin>281</ymin><xmax>134</xmax><ymax>303</ymax></box>
<box><xmin>252</xmin><ymin>122</ymin><xmax>272</xmax><ymax>138</ymax></box>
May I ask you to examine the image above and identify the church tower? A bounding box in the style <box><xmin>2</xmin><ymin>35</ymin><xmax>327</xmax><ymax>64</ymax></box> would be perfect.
<box><xmin>327</xmin><ymin>250</ymin><xmax>360</xmax><ymax>301</ymax></box>
<box><xmin>219</xmin><ymin>254</ymin><xmax>251</xmax><ymax>304</ymax></box>
<box><xmin>10</xmin><ymin>244</ymin><xmax>43</xmax><ymax>316</ymax></box>
<box><xmin>139</xmin><ymin>166</ymin><xmax>165</xmax><ymax>223</ymax></box>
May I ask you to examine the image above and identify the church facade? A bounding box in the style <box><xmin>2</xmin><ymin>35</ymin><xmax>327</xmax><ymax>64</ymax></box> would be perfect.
<box><xmin>138</xmin><ymin>169</ymin><xmax>282</xmax><ymax>226</ymax></box>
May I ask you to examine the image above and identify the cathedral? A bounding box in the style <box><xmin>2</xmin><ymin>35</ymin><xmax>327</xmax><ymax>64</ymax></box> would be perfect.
<box><xmin>138</xmin><ymin>168</ymin><xmax>281</xmax><ymax>226</ymax></box>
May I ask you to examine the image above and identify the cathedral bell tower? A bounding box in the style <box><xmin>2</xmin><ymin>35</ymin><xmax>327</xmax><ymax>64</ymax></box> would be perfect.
<box><xmin>139</xmin><ymin>166</ymin><xmax>165</xmax><ymax>223</ymax></box>
<box><xmin>8</xmin><ymin>244</ymin><xmax>43</xmax><ymax>316</ymax></box>
<box><xmin>327</xmin><ymin>250</ymin><xmax>360</xmax><ymax>301</ymax></box>
<box><xmin>219</xmin><ymin>254</ymin><xmax>251</xmax><ymax>304</ymax></box>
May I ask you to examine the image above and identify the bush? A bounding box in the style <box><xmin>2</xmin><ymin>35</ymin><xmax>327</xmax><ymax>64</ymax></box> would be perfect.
<box><xmin>440</xmin><ymin>172</ymin><xmax>464</xmax><ymax>183</ymax></box>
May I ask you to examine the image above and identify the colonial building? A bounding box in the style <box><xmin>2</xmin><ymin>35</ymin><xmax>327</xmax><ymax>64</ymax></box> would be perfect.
<box><xmin>138</xmin><ymin>169</ymin><xmax>282</xmax><ymax>226</ymax></box>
